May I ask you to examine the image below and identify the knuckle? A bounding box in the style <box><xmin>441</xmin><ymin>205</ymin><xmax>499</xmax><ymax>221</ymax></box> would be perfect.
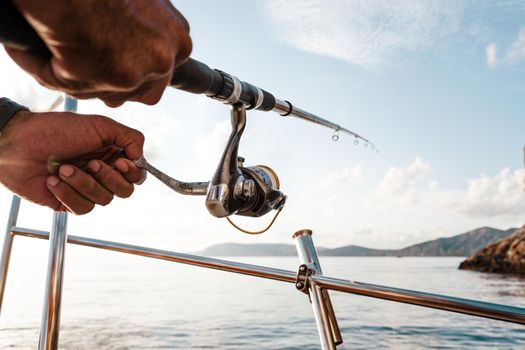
<box><xmin>82</xmin><ymin>179</ymin><xmax>98</xmax><ymax>197</ymax></box>
<box><xmin>153</xmin><ymin>47</ymin><xmax>173</xmax><ymax>75</ymax></box>
<box><xmin>111</xmin><ymin>65</ymin><xmax>143</xmax><ymax>90</ymax></box>
<box><xmin>139</xmin><ymin>93</ymin><xmax>162</xmax><ymax>106</ymax></box>
<box><xmin>182</xmin><ymin>18</ymin><xmax>191</xmax><ymax>34</ymax></box>
<box><xmin>177</xmin><ymin>36</ymin><xmax>193</xmax><ymax>63</ymax></box>
<box><xmin>135</xmin><ymin>130</ymin><xmax>145</xmax><ymax>144</ymax></box>
<box><xmin>96</xmin><ymin>168</ymin><xmax>113</xmax><ymax>185</ymax></box>
<box><xmin>127</xmin><ymin>128</ymin><xmax>145</xmax><ymax>146</ymax></box>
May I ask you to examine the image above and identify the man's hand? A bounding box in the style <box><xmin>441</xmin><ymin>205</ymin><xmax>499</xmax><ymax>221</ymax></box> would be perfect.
<box><xmin>0</xmin><ymin>111</ymin><xmax>146</xmax><ymax>214</ymax></box>
<box><xmin>5</xmin><ymin>0</ymin><xmax>192</xmax><ymax>107</ymax></box>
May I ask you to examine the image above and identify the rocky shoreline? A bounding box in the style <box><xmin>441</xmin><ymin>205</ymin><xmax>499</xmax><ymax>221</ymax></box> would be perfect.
<box><xmin>459</xmin><ymin>226</ymin><xmax>525</xmax><ymax>274</ymax></box>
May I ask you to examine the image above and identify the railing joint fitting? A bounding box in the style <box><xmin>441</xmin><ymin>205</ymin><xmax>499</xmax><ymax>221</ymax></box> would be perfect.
<box><xmin>296</xmin><ymin>263</ymin><xmax>314</xmax><ymax>295</ymax></box>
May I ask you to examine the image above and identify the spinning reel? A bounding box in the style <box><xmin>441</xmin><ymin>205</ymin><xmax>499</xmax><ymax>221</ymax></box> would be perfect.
<box><xmin>136</xmin><ymin>103</ymin><xmax>286</xmax><ymax>234</ymax></box>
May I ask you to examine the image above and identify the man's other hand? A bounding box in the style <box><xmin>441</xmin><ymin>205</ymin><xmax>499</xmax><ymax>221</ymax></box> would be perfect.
<box><xmin>0</xmin><ymin>111</ymin><xmax>146</xmax><ymax>214</ymax></box>
<box><xmin>5</xmin><ymin>0</ymin><xmax>192</xmax><ymax>107</ymax></box>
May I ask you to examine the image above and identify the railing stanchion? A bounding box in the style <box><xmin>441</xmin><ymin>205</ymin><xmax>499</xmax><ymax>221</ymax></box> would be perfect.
<box><xmin>294</xmin><ymin>229</ymin><xmax>343</xmax><ymax>349</ymax></box>
<box><xmin>38</xmin><ymin>96</ymin><xmax>76</xmax><ymax>350</ymax></box>
<box><xmin>38</xmin><ymin>212</ymin><xmax>68</xmax><ymax>350</ymax></box>
<box><xmin>0</xmin><ymin>195</ymin><xmax>21</xmax><ymax>314</ymax></box>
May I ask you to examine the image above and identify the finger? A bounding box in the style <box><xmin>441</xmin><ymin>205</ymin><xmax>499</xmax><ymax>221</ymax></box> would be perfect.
<box><xmin>100</xmin><ymin>77</ymin><xmax>165</xmax><ymax>107</ymax></box>
<box><xmin>67</xmin><ymin>90</ymin><xmax>115</xmax><ymax>100</ymax></box>
<box><xmin>58</xmin><ymin>165</ymin><xmax>114</xmax><ymax>206</ymax></box>
<box><xmin>87</xmin><ymin>160</ymin><xmax>135</xmax><ymax>198</ymax></box>
<box><xmin>100</xmin><ymin>89</ymin><xmax>147</xmax><ymax>107</ymax></box>
<box><xmin>131</xmin><ymin>75</ymin><xmax>169</xmax><ymax>105</ymax></box>
<box><xmin>46</xmin><ymin>176</ymin><xmax>96</xmax><ymax>215</ymax></box>
<box><xmin>53</xmin><ymin>202</ymin><xmax>70</xmax><ymax>213</ymax></box>
<box><xmin>114</xmin><ymin>158</ymin><xmax>147</xmax><ymax>184</ymax></box>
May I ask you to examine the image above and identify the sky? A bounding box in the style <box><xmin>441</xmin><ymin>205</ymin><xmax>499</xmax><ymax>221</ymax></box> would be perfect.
<box><xmin>0</xmin><ymin>0</ymin><xmax>524</xmax><ymax>253</ymax></box>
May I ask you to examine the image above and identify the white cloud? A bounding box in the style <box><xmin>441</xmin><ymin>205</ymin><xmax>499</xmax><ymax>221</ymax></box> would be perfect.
<box><xmin>312</xmin><ymin>158</ymin><xmax>524</xmax><ymax>248</ymax></box>
<box><xmin>486</xmin><ymin>43</ymin><xmax>497</xmax><ymax>68</ymax></box>
<box><xmin>319</xmin><ymin>165</ymin><xmax>365</xmax><ymax>189</ymax></box>
<box><xmin>428</xmin><ymin>180</ymin><xmax>440</xmax><ymax>190</ymax></box>
<box><xmin>368</xmin><ymin>157</ymin><xmax>432</xmax><ymax>206</ymax></box>
<box><xmin>452</xmin><ymin>168</ymin><xmax>525</xmax><ymax>217</ymax></box>
<box><xmin>505</xmin><ymin>27</ymin><xmax>525</xmax><ymax>64</ymax></box>
<box><xmin>366</xmin><ymin>158</ymin><xmax>525</xmax><ymax>220</ymax></box>
<box><xmin>260</xmin><ymin>0</ymin><xmax>464</xmax><ymax>68</ymax></box>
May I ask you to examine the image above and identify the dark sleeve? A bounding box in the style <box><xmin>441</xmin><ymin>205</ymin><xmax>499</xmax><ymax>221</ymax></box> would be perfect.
<box><xmin>0</xmin><ymin>98</ymin><xmax>29</xmax><ymax>133</ymax></box>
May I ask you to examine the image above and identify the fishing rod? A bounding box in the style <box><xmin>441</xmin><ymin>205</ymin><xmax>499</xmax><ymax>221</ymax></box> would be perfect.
<box><xmin>0</xmin><ymin>1</ymin><xmax>374</xmax><ymax>146</ymax></box>
<box><xmin>0</xmin><ymin>2</ymin><xmax>376</xmax><ymax>233</ymax></box>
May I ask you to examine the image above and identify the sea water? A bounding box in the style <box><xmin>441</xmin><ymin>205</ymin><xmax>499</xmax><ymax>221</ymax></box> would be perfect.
<box><xmin>1</xmin><ymin>242</ymin><xmax>524</xmax><ymax>349</ymax></box>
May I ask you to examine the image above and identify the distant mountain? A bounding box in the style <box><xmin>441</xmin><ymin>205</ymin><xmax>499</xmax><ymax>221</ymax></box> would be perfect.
<box><xmin>394</xmin><ymin>227</ymin><xmax>516</xmax><ymax>257</ymax></box>
<box><xmin>199</xmin><ymin>227</ymin><xmax>517</xmax><ymax>257</ymax></box>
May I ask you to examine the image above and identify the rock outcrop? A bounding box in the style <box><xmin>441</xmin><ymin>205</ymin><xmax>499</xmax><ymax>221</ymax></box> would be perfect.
<box><xmin>459</xmin><ymin>226</ymin><xmax>525</xmax><ymax>274</ymax></box>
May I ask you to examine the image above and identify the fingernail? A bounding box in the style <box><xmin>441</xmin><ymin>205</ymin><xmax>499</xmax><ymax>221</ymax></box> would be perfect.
<box><xmin>88</xmin><ymin>160</ymin><xmax>101</xmax><ymax>173</ymax></box>
<box><xmin>60</xmin><ymin>165</ymin><xmax>74</xmax><ymax>177</ymax></box>
<box><xmin>47</xmin><ymin>176</ymin><xmax>60</xmax><ymax>187</ymax></box>
<box><xmin>116</xmin><ymin>160</ymin><xmax>129</xmax><ymax>173</ymax></box>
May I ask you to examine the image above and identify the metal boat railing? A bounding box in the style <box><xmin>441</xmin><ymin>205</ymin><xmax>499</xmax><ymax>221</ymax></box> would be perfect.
<box><xmin>0</xmin><ymin>97</ymin><xmax>524</xmax><ymax>349</ymax></box>
<box><xmin>2</xmin><ymin>193</ymin><xmax>525</xmax><ymax>349</ymax></box>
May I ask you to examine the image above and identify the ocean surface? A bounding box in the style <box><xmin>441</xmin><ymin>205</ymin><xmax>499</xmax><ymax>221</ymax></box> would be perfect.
<box><xmin>1</xmin><ymin>244</ymin><xmax>525</xmax><ymax>349</ymax></box>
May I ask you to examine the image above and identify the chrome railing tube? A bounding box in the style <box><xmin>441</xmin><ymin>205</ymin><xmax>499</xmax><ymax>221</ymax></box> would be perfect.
<box><xmin>0</xmin><ymin>196</ymin><xmax>21</xmax><ymax>313</ymax></box>
<box><xmin>8</xmin><ymin>228</ymin><xmax>525</xmax><ymax>326</ymax></box>
<box><xmin>68</xmin><ymin>235</ymin><xmax>297</xmax><ymax>283</ymax></box>
<box><xmin>38</xmin><ymin>212</ymin><xmax>68</xmax><ymax>350</ymax></box>
<box><xmin>38</xmin><ymin>96</ymin><xmax>76</xmax><ymax>350</ymax></box>
<box><xmin>310</xmin><ymin>282</ymin><xmax>336</xmax><ymax>350</ymax></box>
<box><xmin>294</xmin><ymin>229</ymin><xmax>343</xmax><ymax>349</ymax></box>
<box><xmin>310</xmin><ymin>274</ymin><xmax>525</xmax><ymax>324</ymax></box>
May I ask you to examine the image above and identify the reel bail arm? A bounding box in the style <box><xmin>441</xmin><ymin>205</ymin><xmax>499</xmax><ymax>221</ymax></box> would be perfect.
<box><xmin>205</xmin><ymin>103</ymin><xmax>286</xmax><ymax>218</ymax></box>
